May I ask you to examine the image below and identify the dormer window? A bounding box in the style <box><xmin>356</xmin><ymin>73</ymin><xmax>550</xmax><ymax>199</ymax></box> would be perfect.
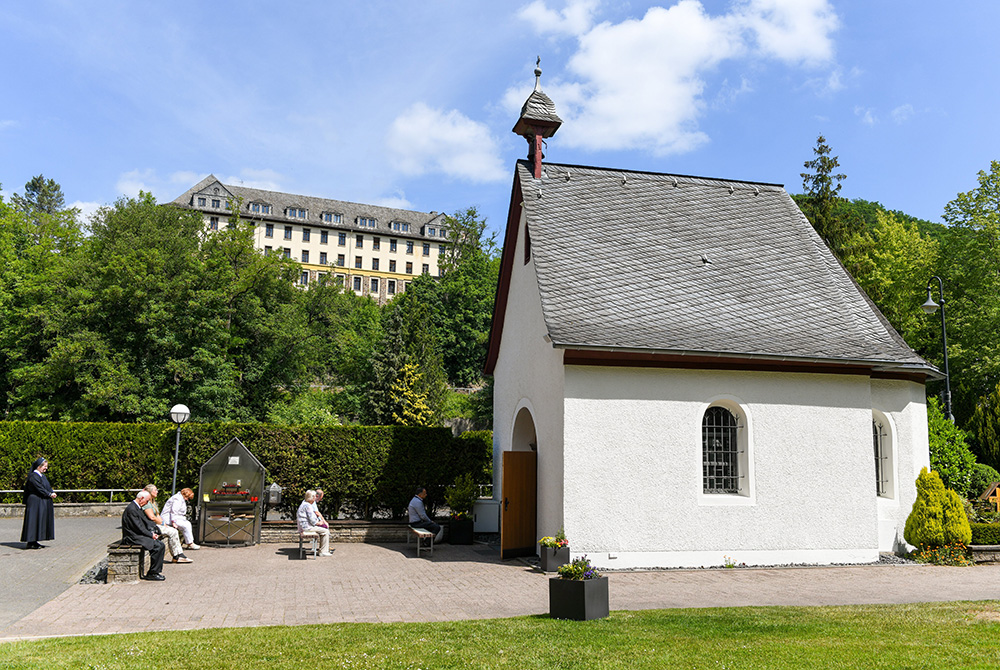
<box><xmin>358</xmin><ymin>216</ymin><xmax>376</xmax><ymax>228</ymax></box>
<box><xmin>439</xmin><ymin>228</ymin><xmax>447</xmax><ymax>238</ymax></box>
<box><xmin>197</xmin><ymin>197</ymin><xmax>206</xmax><ymax>206</ymax></box>
<box><xmin>391</xmin><ymin>221</ymin><xmax>410</xmax><ymax>233</ymax></box>
<box><xmin>249</xmin><ymin>203</ymin><xmax>272</xmax><ymax>215</ymax></box>
<box><xmin>429</xmin><ymin>227</ymin><xmax>436</xmax><ymax>236</ymax></box>
<box><xmin>323</xmin><ymin>212</ymin><xmax>343</xmax><ymax>224</ymax></box>
<box><xmin>287</xmin><ymin>207</ymin><xmax>306</xmax><ymax>219</ymax></box>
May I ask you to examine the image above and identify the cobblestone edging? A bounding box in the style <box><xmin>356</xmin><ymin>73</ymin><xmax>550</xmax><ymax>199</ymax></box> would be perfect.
<box><xmin>0</xmin><ymin>502</ymin><xmax>127</xmax><ymax>518</ymax></box>
<box><xmin>970</xmin><ymin>545</ymin><xmax>1000</xmax><ymax>564</ymax></box>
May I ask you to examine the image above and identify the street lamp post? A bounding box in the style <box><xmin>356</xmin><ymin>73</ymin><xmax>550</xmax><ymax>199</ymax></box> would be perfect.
<box><xmin>921</xmin><ymin>276</ymin><xmax>953</xmax><ymax>421</ymax></box>
<box><xmin>169</xmin><ymin>404</ymin><xmax>191</xmax><ymax>495</ymax></box>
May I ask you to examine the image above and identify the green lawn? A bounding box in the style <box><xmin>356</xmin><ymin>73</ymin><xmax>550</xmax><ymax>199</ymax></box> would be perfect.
<box><xmin>3</xmin><ymin>602</ymin><xmax>1000</xmax><ymax>669</ymax></box>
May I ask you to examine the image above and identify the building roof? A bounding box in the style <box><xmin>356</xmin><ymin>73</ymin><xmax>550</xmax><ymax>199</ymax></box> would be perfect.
<box><xmin>170</xmin><ymin>175</ymin><xmax>446</xmax><ymax>240</ymax></box>
<box><xmin>485</xmin><ymin>160</ymin><xmax>935</xmax><ymax>377</ymax></box>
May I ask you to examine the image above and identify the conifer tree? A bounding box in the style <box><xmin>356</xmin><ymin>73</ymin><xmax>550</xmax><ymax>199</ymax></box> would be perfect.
<box><xmin>799</xmin><ymin>135</ymin><xmax>855</xmax><ymax>256</ymax></box>
<box><xmin>904</xmin><ymin>467</ymin><xmax>946</xmax><ymax>548</ymax></box>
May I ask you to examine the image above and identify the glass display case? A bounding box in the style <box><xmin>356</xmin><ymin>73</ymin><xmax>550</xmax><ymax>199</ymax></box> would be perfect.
<box><xmin>197</xmin><ymin>438</ymin><xmax>266</xmax><ymax>546</ymax></box>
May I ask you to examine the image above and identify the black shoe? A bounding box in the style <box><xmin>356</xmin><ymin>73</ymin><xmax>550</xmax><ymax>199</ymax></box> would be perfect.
<box><xmin>25</xmin><ymin>542</ymin><xmax>41</xmax><ymax>549</ymax></box>
<box><xmin>143</xmin><ymin>573</ymin><xmax>166</xmax><ymax>581</ymax></box>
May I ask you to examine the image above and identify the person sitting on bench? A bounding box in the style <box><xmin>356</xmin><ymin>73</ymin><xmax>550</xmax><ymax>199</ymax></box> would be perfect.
<box><xmin>161</xmin><ymin>487</ymin><xmax>200</xmax><ymax>551</ymax></box>
<box><xmin>122</xmin><ymin>490</ymin><xmax>166</xmax><ymax>581</ymax></box>
<box><xmin>296</xmin><ymin>490</ymin><xmax>331</xmax><ymax>557</ymax></box>
<box><xmin>408</xmin><ymin>487</ymin><xmax>444</xmax><ymax>543</ymax></box>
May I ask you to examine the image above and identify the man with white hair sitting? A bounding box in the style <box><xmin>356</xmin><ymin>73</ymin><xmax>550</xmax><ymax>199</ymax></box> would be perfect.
<box><xmin>122</xmin><ymin>490</ymin><xmax>166</xmax><ymax>581</ymax></box>
<box><xmin>296</xmin><ymin>490</ymin><xmax>331</xmax><ymax>556</ymax></box>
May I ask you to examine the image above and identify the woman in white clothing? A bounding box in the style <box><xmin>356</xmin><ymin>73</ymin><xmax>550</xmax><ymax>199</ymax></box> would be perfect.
<box><xmin>161</xmin><ymin>487</ymin><xmax>200</xmax><ymax>550</ymax></box>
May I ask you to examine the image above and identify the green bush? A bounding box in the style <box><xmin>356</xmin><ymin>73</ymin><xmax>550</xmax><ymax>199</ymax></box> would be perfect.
<box><xmin>942</xmin><ymin>488</ymin><xmax>972</xmax><ymax>545</ymax></box>
<box><xmin>970</xmin><ymin>523</ymin><xmax>1000</xmax><ymax>545</ymax></box>
<box><xmin>970</xmin><ymin>463</ymin><xmax>1000</xmax><ymax>499</ymax></box>
<box><xmin>927</xmin><ymin>397</ymin><xmax>976</xmax><ymax>497</ymax></box>
<box><xmin>905</xmin><ymin>467</ymin><xmax>971</xmax><ymax>548</ymax></box>
<box><xmin>0</xmin><ymin>421</ymin><xmax>492</xmax><ymax>518</ymax></box>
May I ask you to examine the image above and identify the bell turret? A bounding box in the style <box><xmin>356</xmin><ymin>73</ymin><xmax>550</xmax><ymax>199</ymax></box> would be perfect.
<box><xmin>512</xmin><ymin>58</ymin><xmax>562</xmax><ymax>179</ymax></box>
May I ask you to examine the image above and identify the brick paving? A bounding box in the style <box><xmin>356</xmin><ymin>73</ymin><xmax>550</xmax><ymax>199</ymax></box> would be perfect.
<box><xmin>4</xmin><ymin>516</ymin><xmax>1000</xmax><ymax>640</ymax></box>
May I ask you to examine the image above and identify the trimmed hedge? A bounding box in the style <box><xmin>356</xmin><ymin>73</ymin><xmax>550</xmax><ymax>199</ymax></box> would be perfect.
<box><xmin>0</xmin><ymin>421</ymin><xmax>492</xmax><ymax>519</ymax></box>
<box><xmin>970</xmin><ymin>523</ymin><xmax>1000</xmax><ymax>545</ymax></box>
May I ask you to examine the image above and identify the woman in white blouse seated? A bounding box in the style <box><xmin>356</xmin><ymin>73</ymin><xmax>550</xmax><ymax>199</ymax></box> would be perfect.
<box><xmin>161</xmin><ymin>487</ymin><xmax>200</xmax><ymax>550</ymax></box>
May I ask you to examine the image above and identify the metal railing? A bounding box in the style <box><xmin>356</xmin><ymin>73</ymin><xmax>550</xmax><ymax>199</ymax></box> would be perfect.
<box><xmin>0</xmin><ymin>488</ymin><xmax>142</xmax><ymax>503</ymax></box>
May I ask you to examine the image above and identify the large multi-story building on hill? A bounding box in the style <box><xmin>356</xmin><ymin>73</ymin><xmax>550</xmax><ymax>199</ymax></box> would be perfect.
<box><xmin>171</xmin><ymin>175</ymin><xmax>451</xmax><ymax>303</ymax></box>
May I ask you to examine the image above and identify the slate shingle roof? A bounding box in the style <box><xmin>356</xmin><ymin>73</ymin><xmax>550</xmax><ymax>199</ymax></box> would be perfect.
<box><xmin>171</xmin><ymin>175</ymin><xmax>444</xmax><ymax>239</ymax></box>
<box><xmin>519</xmin><ymin>89</ymin><xmax>563</xmax><ymax>127</ymax></box>
<box><xmin>518</xmin><ymin>160</ymin><xmax>930</xmax><ymax>370</ymax></box>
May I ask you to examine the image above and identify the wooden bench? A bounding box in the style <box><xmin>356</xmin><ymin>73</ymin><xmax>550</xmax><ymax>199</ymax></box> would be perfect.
<box><xmin>106</xmin><ymin>540</ymin><xmax>150</xmax><ymax>583</ymax></box>
<box><xmin>299</xmin><ymin>531</ymin><xmax>319</xmax><ymax>559</ymax></box>
<box><xmin>408</xmin><ymin>526</ymin><xmax>434</xmax><ymax>557</ymax></box>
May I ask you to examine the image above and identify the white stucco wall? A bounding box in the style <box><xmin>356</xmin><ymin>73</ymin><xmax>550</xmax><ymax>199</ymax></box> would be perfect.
<box><xmin>871</xmin><ymin>378</ymin><xmax>929</xmax><ymax>552</ymax></box>
<box><xmin>492</xmin><ymin>210</ymin><xmax>565</xmax><ymax>542</ymax></box>
<box><xmin>560</xmin><ymin>365</ymin><xmax>911</xmax><ymax>569</ymax></box>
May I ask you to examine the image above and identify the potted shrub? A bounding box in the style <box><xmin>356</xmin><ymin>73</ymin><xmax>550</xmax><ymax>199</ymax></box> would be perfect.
<box><xmin>549</xmin><ymin>555</ymin><xmax>609</xmax><ymax>621</ymax></box>
<box><xmin>538</xmin><ymin>528</ymin><xmax>570</xmax><ymax>572</ymax></box>
<box><xmin>444</xmin><ymin>473</ymin><xmax>477</xmax><ymax>545</ymax></box>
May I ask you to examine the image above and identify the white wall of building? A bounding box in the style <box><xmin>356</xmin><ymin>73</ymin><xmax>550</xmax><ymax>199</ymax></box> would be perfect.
<box><xmin>560</xmin><ymin>366</ymin><xmax>896</xmax><ymax>569</ymax></box>
<box><xmin>493</xmin><ymin>211</ymin><xmax>565</xmax><ymax>543</ymax></box>
<box><xmin>871</xmin><ymin>378</ymin><xmax>929</xmax><ymax>552</ymax></box>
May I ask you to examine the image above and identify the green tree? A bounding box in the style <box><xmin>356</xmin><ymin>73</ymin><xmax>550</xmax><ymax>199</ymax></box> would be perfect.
<box><xmin>11</xmin><ymin>174</ymin><xmax>67</xmax><ymax>215</ymax></box>
<box><xmin>927</xmin><ymin>397</ymin><xmax>976</xmax><ymax>498</ymax></box>
<box><xmin>939</xmin><ymin>161</ymin><xmax>1000</xmax><ymax>423</ymax></box>
<box><xmin>842</xmin><ymin>210</ymin><xmax>938</xmax><ymax>346</ymax></box>
<box><xmin>0</xmin><ymin>192</ymin><xmax>306</xmax><ymax>422</ymax></box>
<box><xmin>969</xmin><ymin>382</ymin><xmax>1000</xmax><ymax>471</ymax></box>
<box><xmin>391</xmin><ymin>362</ymin><xmax>435</xmax><ymax>426</ymax></box>
<box><xmin>799</xmin><ymin>134</ymin><xmax>853</xmax><ymax>254</ymax></box>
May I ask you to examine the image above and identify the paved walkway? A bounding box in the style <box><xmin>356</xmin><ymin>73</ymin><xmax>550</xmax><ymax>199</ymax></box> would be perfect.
<box><xmin>4</xmin><ymin>517</ymin><xmax>1000</xmax><ymax>640</ymax></box>
<box><xmin>0</xmin><ymin>517</ymin><xmax>121</xmax><ymax>632</ymax></box>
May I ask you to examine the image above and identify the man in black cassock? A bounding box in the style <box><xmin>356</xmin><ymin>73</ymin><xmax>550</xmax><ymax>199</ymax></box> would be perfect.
<box><xmin>122</xmin><ymin>490</ymin><xmax>166</xmax><ymax>581</ymax></box>
<box><xmin>21</xmin><ymin>456</ymin><xmax>56</xmax><ymax>549</ymax></box>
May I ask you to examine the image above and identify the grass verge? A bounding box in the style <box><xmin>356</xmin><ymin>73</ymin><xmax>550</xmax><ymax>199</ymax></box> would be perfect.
<box><xmin>2</xmin><ymin>601</ymin><xmax>1000</xmax><ymax>669</ymax></box>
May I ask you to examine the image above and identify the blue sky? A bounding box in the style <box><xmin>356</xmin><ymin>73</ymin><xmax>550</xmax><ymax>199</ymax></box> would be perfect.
<box><xmin>2</xmin><ymin>1</ymin><xmax>998</xmax><ymax>236</ymax></box>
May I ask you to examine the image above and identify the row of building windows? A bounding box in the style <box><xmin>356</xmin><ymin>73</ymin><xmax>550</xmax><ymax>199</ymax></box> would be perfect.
<box><xmin>263</xmin><ymin>246</ymin><xmax>432</xmax><ymax>275</ymax></box>
<box><xmin>297</xmin><ymin>271</ymin><xmax>406</xmax><ymax>297</ymax></box>
<box><xmin>701</xmin><ymin>405</ymin><xmax>892</xmax><ymax>499</ymax></box>
<box><xmin>197</xmin><ymin>196</ymin><xmax>443</xmax><ymax>235</ymax></box>
<box><xmin>263</xmin><ymin>225</ymin><xmax>443</xmax><ymax>254</ymax></box>
<box><xmin>197</xmin><ymin>197</ymin><xmax>231</xmax><ymax>210</ymax></box>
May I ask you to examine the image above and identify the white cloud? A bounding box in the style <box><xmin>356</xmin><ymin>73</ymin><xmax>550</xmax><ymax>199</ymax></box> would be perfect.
<box><xmin>386</xmin><ymin>103</ymin><xmax>507</xmax><ymax>183</ymax></box>
<box><xmin>0</xmin><ymin>120</ymin><xmax>16</xmax><ymax>131</ymax></box>
<box><xmin>518</xmin><ymin>0</ymin><xmax>601</xmax><ymax>36</ymax></box>
<box><xmin>891</xmin><ymin>104</ymin><xmax>914</xmax><ymax>124</ymax></box>
<box><xmin>221</xmin><ymin>169</ymin><xmax>284</xmax><ymax>192</ymax></box>
<box><xmin>116</xmin><ymin>169</ymin><xmax>156</xmax><ymax>198</ymax></box>
<box><xmin>372</xmin><ymin>194</ymin><xmax>414</xmax><ymax>210</ymax></box>
<box><xmin>737</xmin><ymin>0</ymin><xmax>839</xmax><ymax>65</ymax></box>
<box><xmin>69</xmin><ymin>200</ymin><xmax>102</xmax><ymax>225</ymax></box>
<box><xmin>514</xmin><ymin>0</ymin><xmax>840</xmax><ymax>155</ymax></box>
<box><xmin>854</xmin><ymin>106</ymin><xmax>877</xmax><ymax>126</ymax></box>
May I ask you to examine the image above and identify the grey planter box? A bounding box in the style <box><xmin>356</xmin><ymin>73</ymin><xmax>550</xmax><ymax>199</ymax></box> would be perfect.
<box><xmin>539</xmin><ymin>545</ymin><xmax>570</xmax><ymax>573</ymax></box>
<box><xmin>549</xmin><ymin>576</ymin><xmax>609</xmax><ymax>621</ymax></box>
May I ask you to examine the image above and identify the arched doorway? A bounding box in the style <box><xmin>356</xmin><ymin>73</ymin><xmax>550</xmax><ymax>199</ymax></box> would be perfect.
<box><xmin>502</xmin><ymin>406</ymin><xmax>538</xmax><ymax>558</ymax></box>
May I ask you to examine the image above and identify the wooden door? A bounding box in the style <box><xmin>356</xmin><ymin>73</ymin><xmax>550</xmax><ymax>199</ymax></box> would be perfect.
<box><xmin>501</xmin><ymin>450</ymin><xmax>537</xmax><ymax>559</ymax></box>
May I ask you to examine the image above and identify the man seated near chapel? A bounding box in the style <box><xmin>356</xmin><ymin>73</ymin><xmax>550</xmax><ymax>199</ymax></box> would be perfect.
<box><xmin>296</xmin><ymin>490</ymin><xmax>331</xmax><ymax>556</ymax></box>
<box><xmin>408</xmin><ymin>486</ymin><xmax>443</xmax><ymax>543</ymax></box>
